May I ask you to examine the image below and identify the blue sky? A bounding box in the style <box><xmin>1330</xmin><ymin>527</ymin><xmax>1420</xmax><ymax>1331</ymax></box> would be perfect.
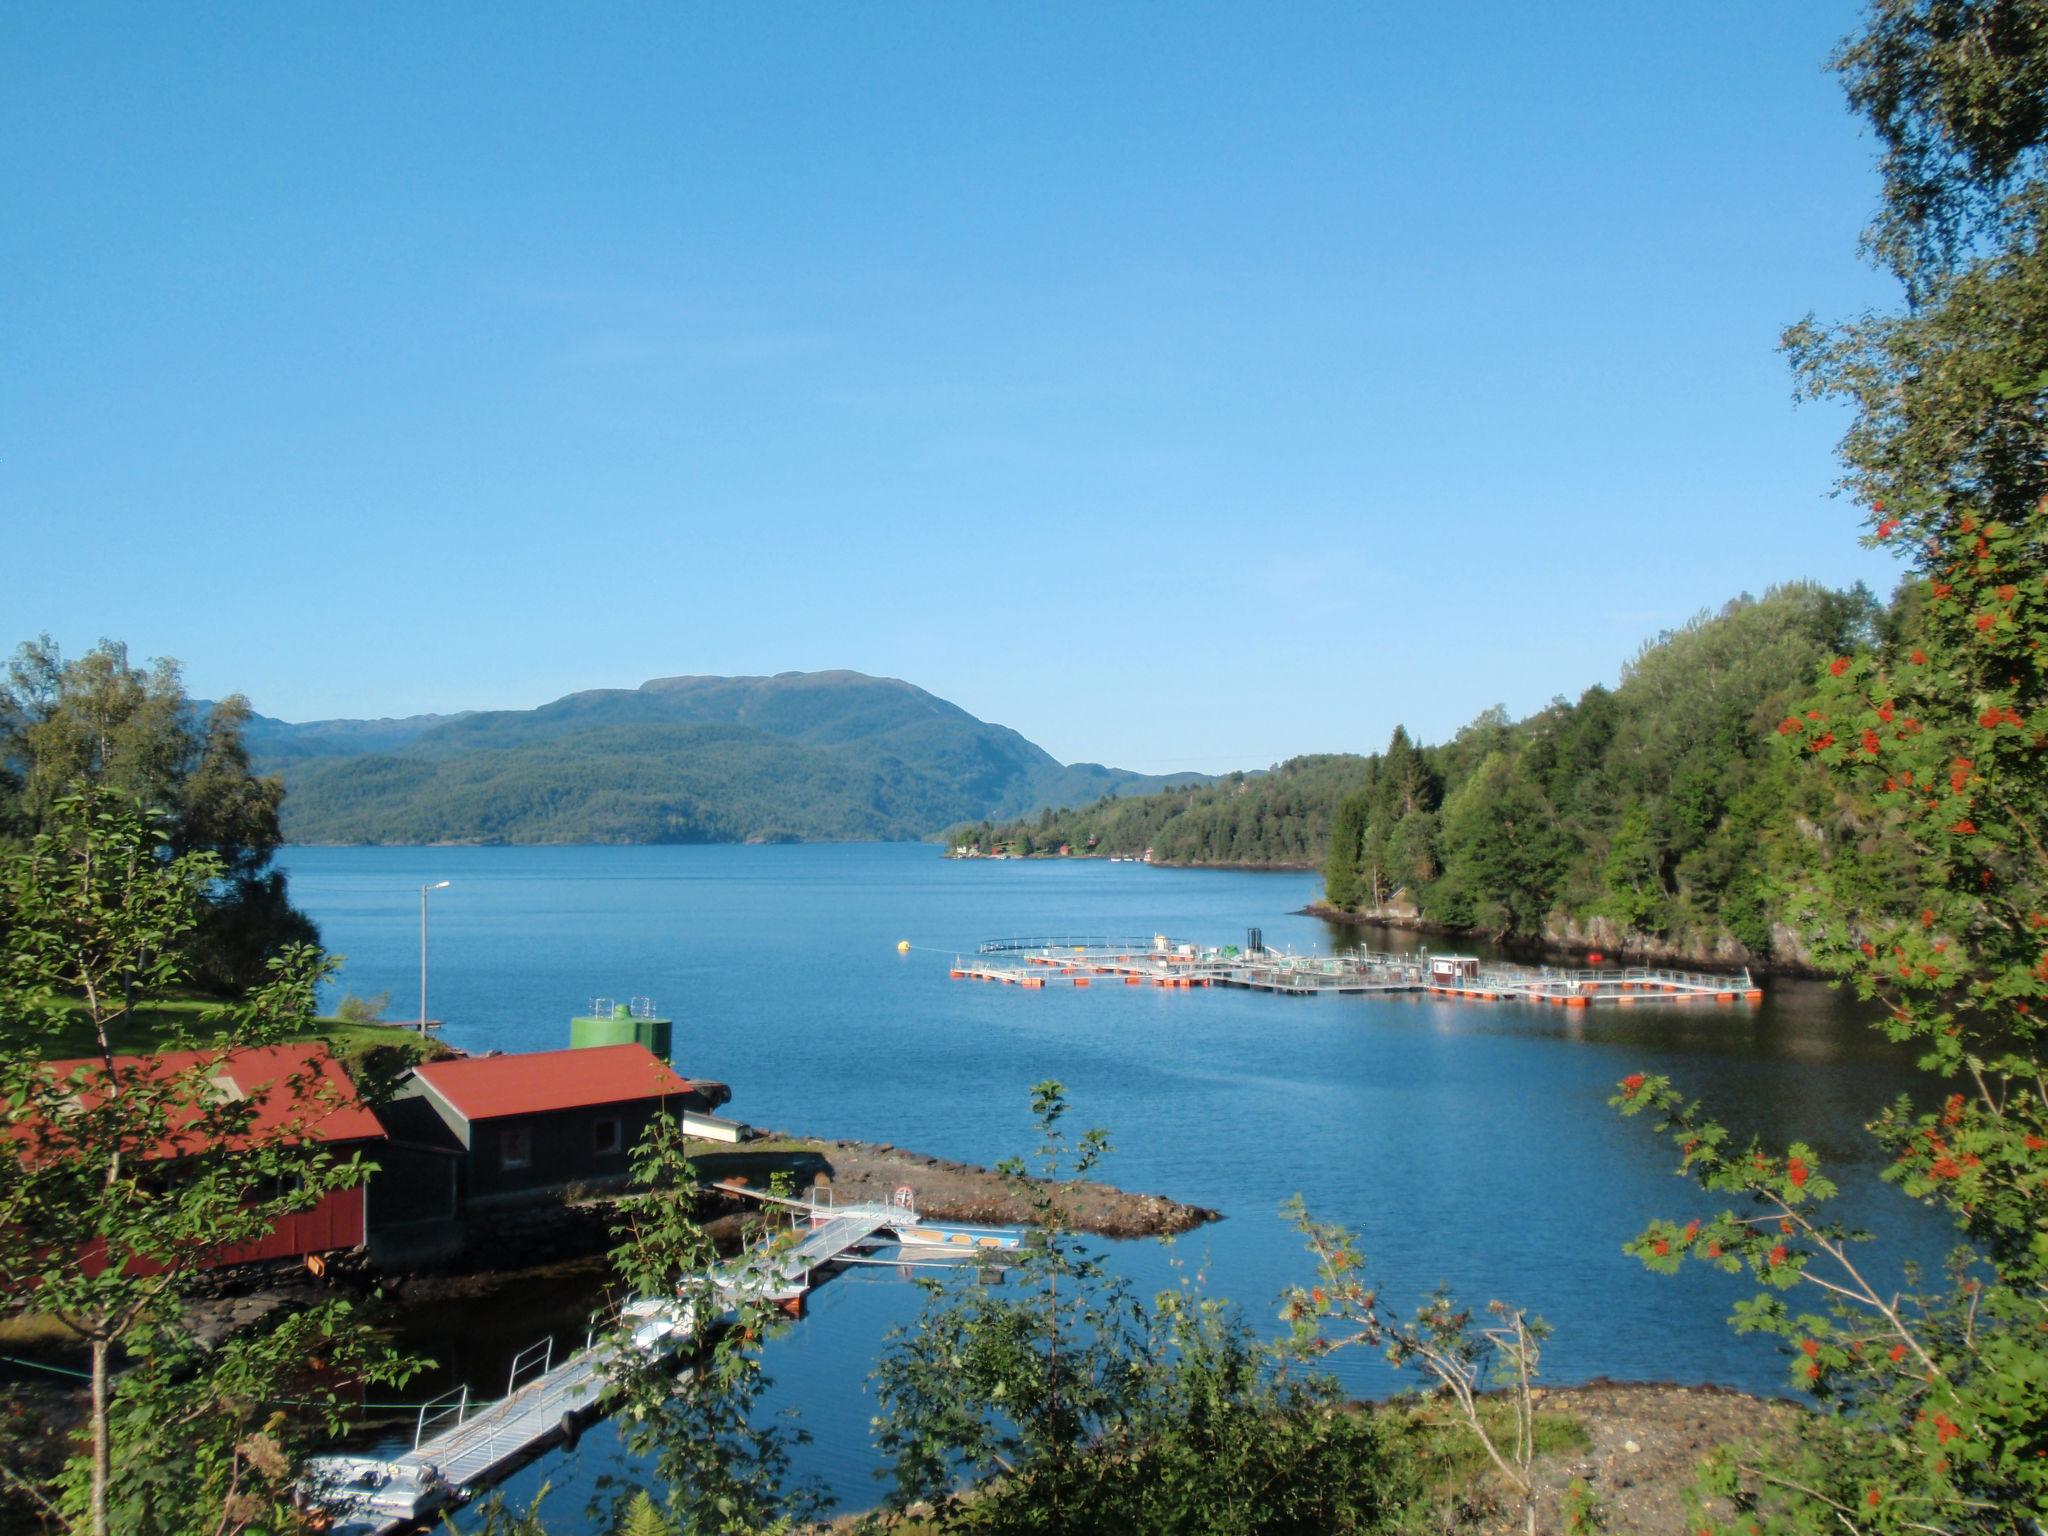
<box><xmin>3</xmin><ymin>4</ymin><xmax>1906</xmax><ymax>772</ymax></box>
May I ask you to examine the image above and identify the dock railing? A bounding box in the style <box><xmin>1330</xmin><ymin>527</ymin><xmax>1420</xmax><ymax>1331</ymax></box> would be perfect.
<box><xmin>505</xmin><ymin>1337</ymin><xmax>554</xmax><ymax>1396</ymax></box>
<box><xmin>978</xmin><ymin>935</ymin><xmax>1158</xmax><ymax>954</ymax></box>
<box><xmin>413</xmin><ymin>1385</ymin><xmax>469</xmax><ymax>1451</ymax></box>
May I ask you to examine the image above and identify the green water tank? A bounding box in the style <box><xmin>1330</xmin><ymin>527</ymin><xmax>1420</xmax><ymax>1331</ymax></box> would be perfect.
<box><xmin>570</xmin><ymin>999</ymin><xmax>674</xmax><ymax>1061</ymax></box>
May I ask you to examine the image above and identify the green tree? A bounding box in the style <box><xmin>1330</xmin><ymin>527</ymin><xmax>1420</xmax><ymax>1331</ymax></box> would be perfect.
<box><xmin>1597</xmin><ymin>801</ymin><xmax>1668</xmax><ymax>933</ymax></box>
<box><xmin>0</xmin><ymin>789</ymin><xmax>418</xmax><ymax>1535</ymax></box>
<box><xmin>0</xmin><ymin>638</ymin><xmax>317</xmax><ymax>990</ymax></box>
<box><xmin>1322</xmin><ymin>791</ymin><xmax>1366</xmax><ymax>910</ymax></box>
<box><xmin>1611</xmin><ymin>3</ymin><xmax>2048</xmax><ymax>1527</ymax></box>
<box><xmin>334</xmin><ymin>989</ymin><xmax>391</xmax><ymax>1024</ymax></box>
<box><xmin>873</xmin><ymin>1081</ymin><xmax>1144</xmax><ymax>1529</ymax></box>
<box><xmin>1433</xmin><ymin>753</ymin><xmax>1566</xmax><ymax>939</ymax></box>
<box><xmin>1390</xmin><ymin>807</ymin><xmax>1440</xmax><ymax>895</ymax></box>
<box><xmin>871</xmin><ymin>1083</ymin><xmax>1405</xmax><ymax>1534</ymax></box>
<box><xmin>1113</xmin><ymin>1283</ymin><xmax>1405</xmax><ymax>1535</ymax></box>
<box><xmin>1378</xmin><ymin>725</ymin><xmax>1440</xmax><ymax>823</ymax></box>
<box><xmin>598</xmin><ymin>1112</ymin><xmax>823</xmax><ymax>1535</ymax></box>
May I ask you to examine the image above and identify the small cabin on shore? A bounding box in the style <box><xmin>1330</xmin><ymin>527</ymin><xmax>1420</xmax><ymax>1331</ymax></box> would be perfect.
<box><xmin>399</xmin><ymin>1043</ymin><xmax>714</xmax><ymax>1204</ymax></box>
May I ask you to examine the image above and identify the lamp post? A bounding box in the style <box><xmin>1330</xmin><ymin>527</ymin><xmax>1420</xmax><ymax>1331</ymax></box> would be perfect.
<box><xmin>419</xmin><ymin>880</ymin><xmax>450</xmax><ymax>1036</ymax></box>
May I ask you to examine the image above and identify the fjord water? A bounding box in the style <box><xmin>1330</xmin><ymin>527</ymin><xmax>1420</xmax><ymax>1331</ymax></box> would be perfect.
<box><xmin>282</xmin><ymin>843</ymin><xmax>1945</xmax><ymax>1520</ymax></box>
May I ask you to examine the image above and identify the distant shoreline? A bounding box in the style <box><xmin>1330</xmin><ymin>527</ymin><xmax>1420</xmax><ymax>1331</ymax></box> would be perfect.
<box><xmin>943</xmin><ymin>850</ymin><xmax>1317</xmax><ymax>873</ymax></box>
<box><xmin>280</xmin><ymin>840</ymin><xmax>1316</xmax><ymax>871</ymax></box>
<box><xmin>278</xmin><ymin>836</ymin><xmax>936</xmax><ymax>850</ymax></box>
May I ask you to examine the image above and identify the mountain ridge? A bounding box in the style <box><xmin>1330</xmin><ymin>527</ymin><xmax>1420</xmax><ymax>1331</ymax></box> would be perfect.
<box><xmin>227</xmin><ymin>670</ymin><xmax>1210</xmax><ymax>845</ymax></box>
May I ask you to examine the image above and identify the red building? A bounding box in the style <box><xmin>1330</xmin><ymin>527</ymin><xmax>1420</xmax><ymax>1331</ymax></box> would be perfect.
<box><xmin>31</xmin><ymin>1043</ymin><xmax>388</xmax><ymax>1271</ymax></box>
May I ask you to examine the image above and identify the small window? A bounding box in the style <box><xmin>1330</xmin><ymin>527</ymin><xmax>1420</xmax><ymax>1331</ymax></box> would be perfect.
<box><xmin>500</xmin><ymin>1127</ymin><xmax>532</xmax><ymax>1171</ymax></box>
<box><xmin>593</xmin><ymin>1116</ymin><xmax>624</xmax><ymax>1156</ymax></box>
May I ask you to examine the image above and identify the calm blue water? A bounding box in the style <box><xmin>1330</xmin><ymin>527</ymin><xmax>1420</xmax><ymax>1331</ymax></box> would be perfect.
<box><xmin>281</xmin><ymin>843</ymin><xmax>1948</xmax><ymax>1526</ymax></box>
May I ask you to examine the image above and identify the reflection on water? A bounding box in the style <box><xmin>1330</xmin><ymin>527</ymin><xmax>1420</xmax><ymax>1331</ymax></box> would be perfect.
<box><xmin>283</xmin><ymin>845</ymin><xmax>1956</xmax><ymax>1525</ymax></box>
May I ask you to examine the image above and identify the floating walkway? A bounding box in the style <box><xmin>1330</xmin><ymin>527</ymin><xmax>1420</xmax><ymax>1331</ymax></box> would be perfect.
<box><xmin>302</xmin><ymin>1302</ymin><xmax>691</xmax><ymax>1536</ymax></box>
<box><xmin>304</xmin><ymin>1187</ymin><xmax>1016</xmax><ymax>1534</ymax></box>
<box><xmin>952</xmin><ymin>938</ymin><xmax>1761</xmax><ymax>1007</ymax></box>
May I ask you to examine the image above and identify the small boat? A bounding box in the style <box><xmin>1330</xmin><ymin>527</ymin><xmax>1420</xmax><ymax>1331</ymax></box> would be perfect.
<box><xmin>620</xmin><ymin>1296</ymin><xmax>698</xmax><ymax>1355</ymax></box>
<box><xmin>876</xmin><ymin>1220</ymin><xmax>1021</xmax><ymax>1252</ymax></box>
<box><xmin>300</xmin><ymin>1456</ymin><xmax>454</xmax><ymax>1533</ymax></box>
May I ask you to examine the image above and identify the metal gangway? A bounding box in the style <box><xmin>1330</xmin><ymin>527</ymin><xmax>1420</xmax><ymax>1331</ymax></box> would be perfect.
<box><xmin>716</xmin><ymin>1204</ymin><xmax>904</xmax><ymax>1302</ymax></box>
<box><xmin>302</xmin><ymin>1298</ymin><xmax>688</xmax><ymax>1536</ymax></box>
<box><xmin>304</xmin><ymin>1190</ymin><xmax>936</xmax><ymax>1534</ymax></box>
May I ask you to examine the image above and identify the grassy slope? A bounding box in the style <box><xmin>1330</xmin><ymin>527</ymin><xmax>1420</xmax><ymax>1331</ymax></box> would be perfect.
<box><xmin>26</xmin><ymin>995</ymin><xmax>444</xmax><ymax>1065</ymax></box>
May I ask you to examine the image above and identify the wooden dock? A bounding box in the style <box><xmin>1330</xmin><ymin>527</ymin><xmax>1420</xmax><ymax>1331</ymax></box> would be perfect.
<box><xmin>952</xmin><ymin>939</ymin><xmax>1762</xmax><ymax>1007</ymax></box>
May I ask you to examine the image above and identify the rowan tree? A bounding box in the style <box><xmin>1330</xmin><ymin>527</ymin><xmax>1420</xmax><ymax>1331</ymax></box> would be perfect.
<box><xmin>1612</xmin><ymin>4</ymin><xmax>2048</xmax><ymax>1527</ymax></box>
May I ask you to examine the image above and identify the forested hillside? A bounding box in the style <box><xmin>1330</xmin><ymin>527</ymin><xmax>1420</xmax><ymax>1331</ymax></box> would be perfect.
<box><xmin>1324</xmin><ymin>581</ymin><xmax>1882</xmax><ymax>960</ymax></box>
<box><xmin>948</xmin><ymin>754</ymin><xmax>1370</xmax><ymax>865</ymax></box>
<box><xmin>264</xmin><ymin>671</ymin><xmax>1208</xmax><ymax>844</ymax></box>
<box><xmin>957</xmin><ymin>582</ymin><xmax>1885</xmax><ymax>964</ymax></box>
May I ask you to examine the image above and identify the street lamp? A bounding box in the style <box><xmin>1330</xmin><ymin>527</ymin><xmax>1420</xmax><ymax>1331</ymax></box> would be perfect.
<box><xmin>419</xmin><ymin>880</ymin><xmax>451</xmax><ymax>1036</ymax></box>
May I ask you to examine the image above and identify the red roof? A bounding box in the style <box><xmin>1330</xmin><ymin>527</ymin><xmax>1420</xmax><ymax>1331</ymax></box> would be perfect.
<box><xmin>412</xmin><ymin>1044</ymin><xmax>691</xmax><ymax>1123</ymax></box>
<box><xmin>30</xmin><ymin>1043</ymin><xmax>385</xmax><ymax>1157</ymax></box>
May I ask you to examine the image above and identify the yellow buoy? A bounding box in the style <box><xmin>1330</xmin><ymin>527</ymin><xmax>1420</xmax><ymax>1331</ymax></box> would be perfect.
<box><xmin>897</xmin><ymin>940</ymin><xmax>911</xmax><ymax>953</ymax></box>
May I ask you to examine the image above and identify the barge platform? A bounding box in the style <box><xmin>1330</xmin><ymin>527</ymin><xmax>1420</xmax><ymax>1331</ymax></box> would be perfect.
<box><xmin>951</xmin><ymin>938</ymin><xmax>1761</xmax><ymax>1007</ymax></box>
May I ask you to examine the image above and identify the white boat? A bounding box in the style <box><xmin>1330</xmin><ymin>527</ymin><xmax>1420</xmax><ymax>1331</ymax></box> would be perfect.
<box><xmin>621</xmin><ymin>1295</ymin><xmax>698</xmax><ymax>1354</ymax></box>
<box><xmin>880</xmin><ymin>1221</ymin><xmax>1020</xmax><ymax>1251</ymax></box>
<box><xmin>299</xmin><ymin>1456</ymin><xmax>453</xmax><ymax>1532</ymax></box>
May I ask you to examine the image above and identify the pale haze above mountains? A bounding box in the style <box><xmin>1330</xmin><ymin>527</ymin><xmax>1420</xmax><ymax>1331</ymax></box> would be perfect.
<box><xmin>233</xmin><ymin>671</ymin><xmax>1209</xmax><ymax>845</ymax></box>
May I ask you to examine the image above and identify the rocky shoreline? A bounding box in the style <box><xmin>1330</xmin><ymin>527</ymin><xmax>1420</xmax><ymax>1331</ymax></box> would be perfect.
<box><xmin>722</xmin><ymin>1135</ymin><xmax>1221</xmax><ymax>1238</ymax></box>
<box><xmin>1299</xmin><ymin>901</ymin><xmax>1828</xmax><ymax>979</ymax></box>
